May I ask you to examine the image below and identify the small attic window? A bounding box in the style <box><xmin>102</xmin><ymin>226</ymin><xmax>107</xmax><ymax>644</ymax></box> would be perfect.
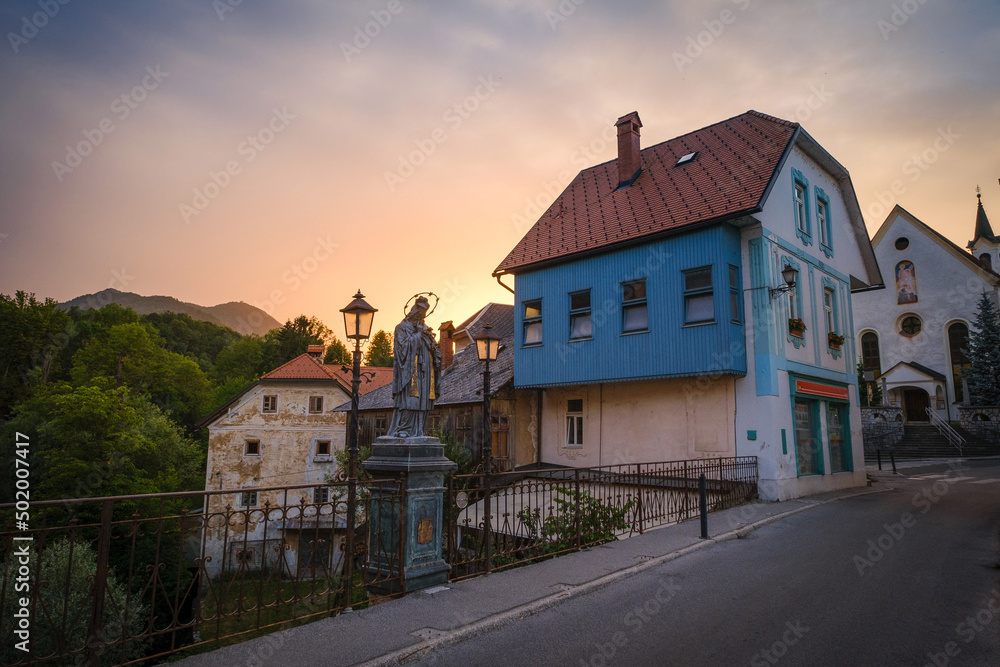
<box><xmin>675</xmin><ymin>152</ymin><xmax>698</xmax><ymax>166</ymax></box>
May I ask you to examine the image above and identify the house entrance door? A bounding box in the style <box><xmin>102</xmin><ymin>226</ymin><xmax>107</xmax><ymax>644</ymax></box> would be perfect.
<box><xmin>903</xmin><ymin>388</ymin><xmax>930</xmax><ymax>422</ymax></box>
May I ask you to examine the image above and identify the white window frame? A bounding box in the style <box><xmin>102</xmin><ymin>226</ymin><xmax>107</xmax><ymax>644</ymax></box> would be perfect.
<box><xmin>566</xmin><ymin>399</ymin><xmax>584</xmax><ymax>448</ymax></box>
<box><xmin>262</xmin><ymin>395</ymin><xmax>278</xmax><ymax>413</ymax></box>
<box><xmin>522</xmin><ymin>299</ymin><xmax>543</xmax><ymax>346</ymax></box>
<box><xmin>818</xmin><ymin>199</ymin><xmax>829</xmax><ymax>246</ymax></box>
<box><xmin>682</xmin><ymin>266</ymin><xmax>715</xmax><ymax>325</ymax></box>
<box><xmin>621</xmin><ymin>279</ymin><xmax>648</xmax><ymax>333</ymax></box>
<box><xmin>823</xmin><ymin>288</ymin><xmax>835</xmax><ymax>336</ymax></box>
<box><xmin>569</xmin><ymin>290</ymin><xmax>593</xmax><ymax>340</ymax></box>
<box><xmin>244</xmin><ymin>439</ymin><xmax>261</xmax><ymax>457</ymax></box>
<box><xmin>795</xmin><ymin>183</ymin><xmax>808</xmax><ymax>234</ymax></box>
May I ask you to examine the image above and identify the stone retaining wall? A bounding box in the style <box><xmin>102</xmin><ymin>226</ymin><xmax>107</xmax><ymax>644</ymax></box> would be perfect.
<box><xmin>957</xmin><ymin>406</ymin><xmax>1000</xmax><ymax>444</ymax></box>
<box><xmin>860</xmin><ymin>406</ymin><xmax>904</xmax><ymax>451</ymax></box>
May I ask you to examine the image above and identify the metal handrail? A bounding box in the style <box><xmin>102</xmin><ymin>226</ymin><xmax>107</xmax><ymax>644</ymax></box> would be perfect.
<box><xmin>925</xmin><ymin>407</ymin><xmax>965</xmax><ymax>455</ymax></box>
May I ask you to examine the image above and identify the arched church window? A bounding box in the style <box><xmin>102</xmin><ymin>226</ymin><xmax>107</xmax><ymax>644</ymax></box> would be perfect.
<box><xmin>948</xmin><ymin>322</ymin><xmax>970</xmax><ymax>402</ymax></box>
<box><xmin>860</xmin><ymin>331</ymin><xmax>881</xmax><ymax>377</ymax></box>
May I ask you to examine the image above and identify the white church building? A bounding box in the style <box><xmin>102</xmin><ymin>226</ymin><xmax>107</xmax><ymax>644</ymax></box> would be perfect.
<box><xmin>853</xmin><ymin>193</ymin><xmax>1000</xmax><ymax>423</ymax></box>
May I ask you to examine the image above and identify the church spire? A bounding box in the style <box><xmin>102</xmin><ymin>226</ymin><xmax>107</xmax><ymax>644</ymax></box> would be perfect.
<box><xmin>968</xmin><ymin>185</ymin><xmax>998</xmax><ymax>248</ymax></box>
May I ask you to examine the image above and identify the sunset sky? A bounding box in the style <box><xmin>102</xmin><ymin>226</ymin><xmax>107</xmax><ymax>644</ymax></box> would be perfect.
<box><xmin>1</xmin><ymin>0</ymin><xmax>998</xmax><ymax>341</ymax></box>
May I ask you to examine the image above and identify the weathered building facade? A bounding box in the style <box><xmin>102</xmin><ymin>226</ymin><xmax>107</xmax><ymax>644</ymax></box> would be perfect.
<box><xmin>199</xmin><ymin>350</ymin><xmax>391</xmax><ymax>577</ymax></box>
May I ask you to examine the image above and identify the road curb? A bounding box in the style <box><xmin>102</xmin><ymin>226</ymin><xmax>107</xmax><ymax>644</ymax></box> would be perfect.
<box><xmin>358</xmin><ymin>486</ymin><xmax>892</xmax><ymax>666</ymax></box>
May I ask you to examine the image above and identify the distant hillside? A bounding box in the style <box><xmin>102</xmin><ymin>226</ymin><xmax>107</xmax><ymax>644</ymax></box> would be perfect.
<box><xmin>60</xmin><ymin>289</ymin><xmax>282</xmax><ymax>336</ymax></box>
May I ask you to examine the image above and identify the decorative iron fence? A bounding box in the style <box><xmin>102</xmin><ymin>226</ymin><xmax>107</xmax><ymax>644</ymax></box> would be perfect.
<box><xmin>0</xmin><ymin>479</ymin><xmax>404</xmax><ymax>665</ymax></box>
<box><xmin>445</xmin><ymin>456</ymin><xmax>758</xmax><ymax>580</ymax></box>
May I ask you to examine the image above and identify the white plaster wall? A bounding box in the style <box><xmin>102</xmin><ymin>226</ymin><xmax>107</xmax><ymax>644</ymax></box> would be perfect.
<box><xmin>734</xmin><ymin>142</ymin><xmax>871</xmax><ymax>501</ymax></box>
<box><xmin>539</xmin><ymin>377</ymin><xmax>736</xmax><ymax>468</ymax></box>
<box><xmin>754</xmin><ymin>145</ymin><xmax>870</xmax><ymax>286</ymax></box>
<box><xmin>734</xmin><ymin>375</ymin><xmax>866</xmax><ymax>502</ymax></box>
<box><xmin>853</xmin><ymin>212</ymin><xmax>999</xmax><ymax>418</ymax></box>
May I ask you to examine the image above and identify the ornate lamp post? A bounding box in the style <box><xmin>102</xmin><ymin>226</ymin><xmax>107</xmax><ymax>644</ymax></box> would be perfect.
<box><xmin>474</xmin><ymin>323</ymin><xmax>500</xmax><ymax>572</ymax></box>
<box><xmin>340</xmin><ymin>290</ymin><xmax>376</xmax><ymax>608</ymax></box>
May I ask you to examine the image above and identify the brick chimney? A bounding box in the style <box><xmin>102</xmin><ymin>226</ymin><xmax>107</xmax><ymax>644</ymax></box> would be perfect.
<box><xmin>438</xmin><ymin>321</ymin><xmax>455</xmax><ymax>369</ymax></box>
<box><xmin>307</xmin><ymin>344</ymin><xmax>325</xmax><ymax>361</ymax></box>
<box><xmin>615</xmin><ymin>111</ymin><xmax>643</xmax><ymax>188</ymax></box>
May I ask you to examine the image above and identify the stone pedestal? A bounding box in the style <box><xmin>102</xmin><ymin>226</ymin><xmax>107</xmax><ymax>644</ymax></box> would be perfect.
<box><xmin>362</xmin><ymin>436</ymin><xmax>456</xmax><ymax>593</ymax></box>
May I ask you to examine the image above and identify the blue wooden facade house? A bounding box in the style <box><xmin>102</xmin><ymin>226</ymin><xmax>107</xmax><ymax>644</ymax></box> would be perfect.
<box><xmin>494</xmin><ymin>110</ymin><xmax>883</xmax><ymax>500</ymax></box>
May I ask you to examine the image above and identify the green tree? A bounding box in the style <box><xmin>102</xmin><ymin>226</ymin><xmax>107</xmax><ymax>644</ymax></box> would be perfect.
<box><xmin>70</xmin><ymin>322</ymin><xmax>211</xmax><ymax>429</ymax></box>
<box><xmin>0</xmin><ymin>291</ymin><xmax>72</xmax><ymax>416</ymax></box>
<box><xmin>206</xmin><ymin>376</ymin><xmax>255</xmax><ymax>414</ymax></box>
<box><xmin>214</xmin><ymin>335</ymin><xmax>266</xmax><ymax>382</ymax></box>
<box><xmin>323</xmin><ymin>338</ymin><xmax>352</xmax><ymax>366</ymax></box>
<box><xmin>50</xmin><ymin>303</ymin><xmax>144</xmax><ymax>384</ymax></box>
<box><xmin>364</xmin><ymin>330</ymin><xmax>393</xmax><ymax>367</ymax></box>
<box><xmin>1</xmin><ymin>384</ymin><xmax>203</xmax><ymax>500</ymax></box>
<box><xmin>142</xmin><ymin>311</ymin><xmax>242</xmax><ymax>373</ymax></box>
<box><xmin>857</xmin><ymin>360</ymin><xmax>883</xmax><ymax>407</ymax></box>
<box><xmin>965</xmin><ymin>293</ymin><xmax>1000</xmax><ymax>406</ymax></box>
<box><xmin>1</xmin><ymin>539</ymin><xmax>147</xmax><ymax>665</ymax></box>
<box><xmin>261</xmin><ymin>315</ymin><xmax>334</xmax><ymax>369</ymax></box>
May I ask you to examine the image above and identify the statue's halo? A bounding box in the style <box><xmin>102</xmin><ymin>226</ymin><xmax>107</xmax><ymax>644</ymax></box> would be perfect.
<box><xmin>403</xmin><ymin>291</ymin><xmax>439</xmax><ymax>317</ymax></box>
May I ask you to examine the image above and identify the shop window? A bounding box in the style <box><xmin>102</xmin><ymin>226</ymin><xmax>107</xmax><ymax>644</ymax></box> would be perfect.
<box><xmin>794</xmin><ymin>400</ymin><xmax>822</xmax><ymax>476</ymax></box>
<box><xmin>828</xmin><ymin>403</ymin><xmax>851</xmax><ymax>473</ymax></box>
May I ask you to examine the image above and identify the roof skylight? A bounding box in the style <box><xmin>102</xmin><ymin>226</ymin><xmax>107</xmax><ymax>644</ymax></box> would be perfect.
<box><xmin>675</xmin><ymin>152</ymin><xmax>697</xmax><ymax>166</ymax></box>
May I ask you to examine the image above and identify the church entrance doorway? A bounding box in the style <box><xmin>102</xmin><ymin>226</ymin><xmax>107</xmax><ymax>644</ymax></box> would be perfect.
<box><xmin>902</xmin><ymin>388</ymin><xmax>930</xmax><ymax>422</ymax></box>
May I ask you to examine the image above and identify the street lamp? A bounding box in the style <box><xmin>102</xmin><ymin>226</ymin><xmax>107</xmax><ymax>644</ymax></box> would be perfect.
<box><xmin>475</xmin><ymin>323</ymin><xmax>501</xmax><ymax>468</ymax></box>
<box><xmin>339</xmin><ymin>289</ymin><xmax>376</xmax><ymax>608</ymax></box>
<box><xmin>769</xmin><ymin>265</ymin><xmax>799</xmax><ymax>299</ymax></box>
<box><xmin>475</xmin><ymin>322</ymin><xmax>500</xmax><ymax>573</ymax></box>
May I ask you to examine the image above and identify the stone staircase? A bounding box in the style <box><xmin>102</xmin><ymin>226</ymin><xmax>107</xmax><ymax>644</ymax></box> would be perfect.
<box><xmin>869</xmin><ymin>423</ymin><xmax>999</xmax><ymax>460</ymax></box>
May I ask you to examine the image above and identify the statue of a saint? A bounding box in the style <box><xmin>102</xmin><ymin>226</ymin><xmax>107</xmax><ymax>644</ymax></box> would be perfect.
<box><xmin>387</xmin><ymin>296</ymin><xmax>440</xmax><ymax>438</ymax></box>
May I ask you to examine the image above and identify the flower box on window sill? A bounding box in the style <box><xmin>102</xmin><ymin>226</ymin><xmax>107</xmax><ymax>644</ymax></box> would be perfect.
<box><xmin>788</xmin><ymin>318</ymin><xmax>807</xmax><ymax>338</ymax></box>
<box><xmin>828</xmin><ymin>333</ymin><xmax>845</xmax><ymax>349</ymax></box>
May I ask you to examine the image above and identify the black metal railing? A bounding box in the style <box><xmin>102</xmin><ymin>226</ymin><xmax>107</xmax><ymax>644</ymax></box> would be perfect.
<box><xmin>0</xmin><ymin>479</ymin><xmax>404</xmax><ymax>666</ymax></box>
<box><xmin>445</xmin><ymin>456</ymin><xmax>757</xmax><ymax>580</ymax></box>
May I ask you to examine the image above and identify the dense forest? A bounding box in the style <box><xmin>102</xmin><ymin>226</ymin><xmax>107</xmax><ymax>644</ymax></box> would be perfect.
<box><xmin>0</xmin><ymin>291</ymin><xmax>390</xmax><ymax>501</ymax></box>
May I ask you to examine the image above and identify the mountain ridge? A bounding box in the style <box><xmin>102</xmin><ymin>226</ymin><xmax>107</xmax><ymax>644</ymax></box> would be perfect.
<box><xmin>60</xmin><ymin>289</ymin><xmax>282</xmax><ymax>336</ymax></box>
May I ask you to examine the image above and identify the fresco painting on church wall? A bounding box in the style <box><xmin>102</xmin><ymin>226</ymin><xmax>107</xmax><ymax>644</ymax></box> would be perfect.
<box><xmin>896</xmin><ymin>260</ymin><xmax>917</xmax><ymax>304</ymax></box>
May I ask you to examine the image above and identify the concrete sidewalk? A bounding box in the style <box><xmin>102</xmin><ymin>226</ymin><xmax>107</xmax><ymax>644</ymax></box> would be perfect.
<box><xmin>175</xmin><ymin>484</ymin><xmax>888</xmax><ymax>667</ymax></box>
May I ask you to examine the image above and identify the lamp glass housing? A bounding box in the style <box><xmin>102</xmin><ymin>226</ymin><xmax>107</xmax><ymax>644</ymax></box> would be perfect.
<box><xmin>781</xmin><ymin>266</ymin><xmax>799</xmax><ymax>289</ymax></box>
<box><xmin>475</xmin><ymin>324</ymin><xmax>501</xmax><ymax>362</ymax></box>
<box><xmin>340</xmin><ymin>291</ymin><xmax>377</xmax><ymax>341</ymax></box>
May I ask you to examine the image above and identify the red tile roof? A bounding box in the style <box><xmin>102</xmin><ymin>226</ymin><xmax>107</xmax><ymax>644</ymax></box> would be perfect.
<box><xmin>261</xmin><ymin>354</ymin><xmax>393</xmax><ymax>396</ymax></box>
<box><xmin>262</xmin><ymin>354</ymin><xmax>342</xmax><ymax>381</ymax></box>
<box><xmin>494</xmin><ymin>110</ymin><xmax>799</xmax><ymax>274</ymax></box>
<box><xmin>329</xmin><ymin>366</ymin><xmax>394</xmax><ymax>395</ymax></box>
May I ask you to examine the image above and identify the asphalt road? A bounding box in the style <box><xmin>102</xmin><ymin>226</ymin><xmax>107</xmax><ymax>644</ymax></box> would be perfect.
<box><xmin>409</xmin><ymin>461</ymin><xmax>1000</xmax><ymax>667</ymax></box>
